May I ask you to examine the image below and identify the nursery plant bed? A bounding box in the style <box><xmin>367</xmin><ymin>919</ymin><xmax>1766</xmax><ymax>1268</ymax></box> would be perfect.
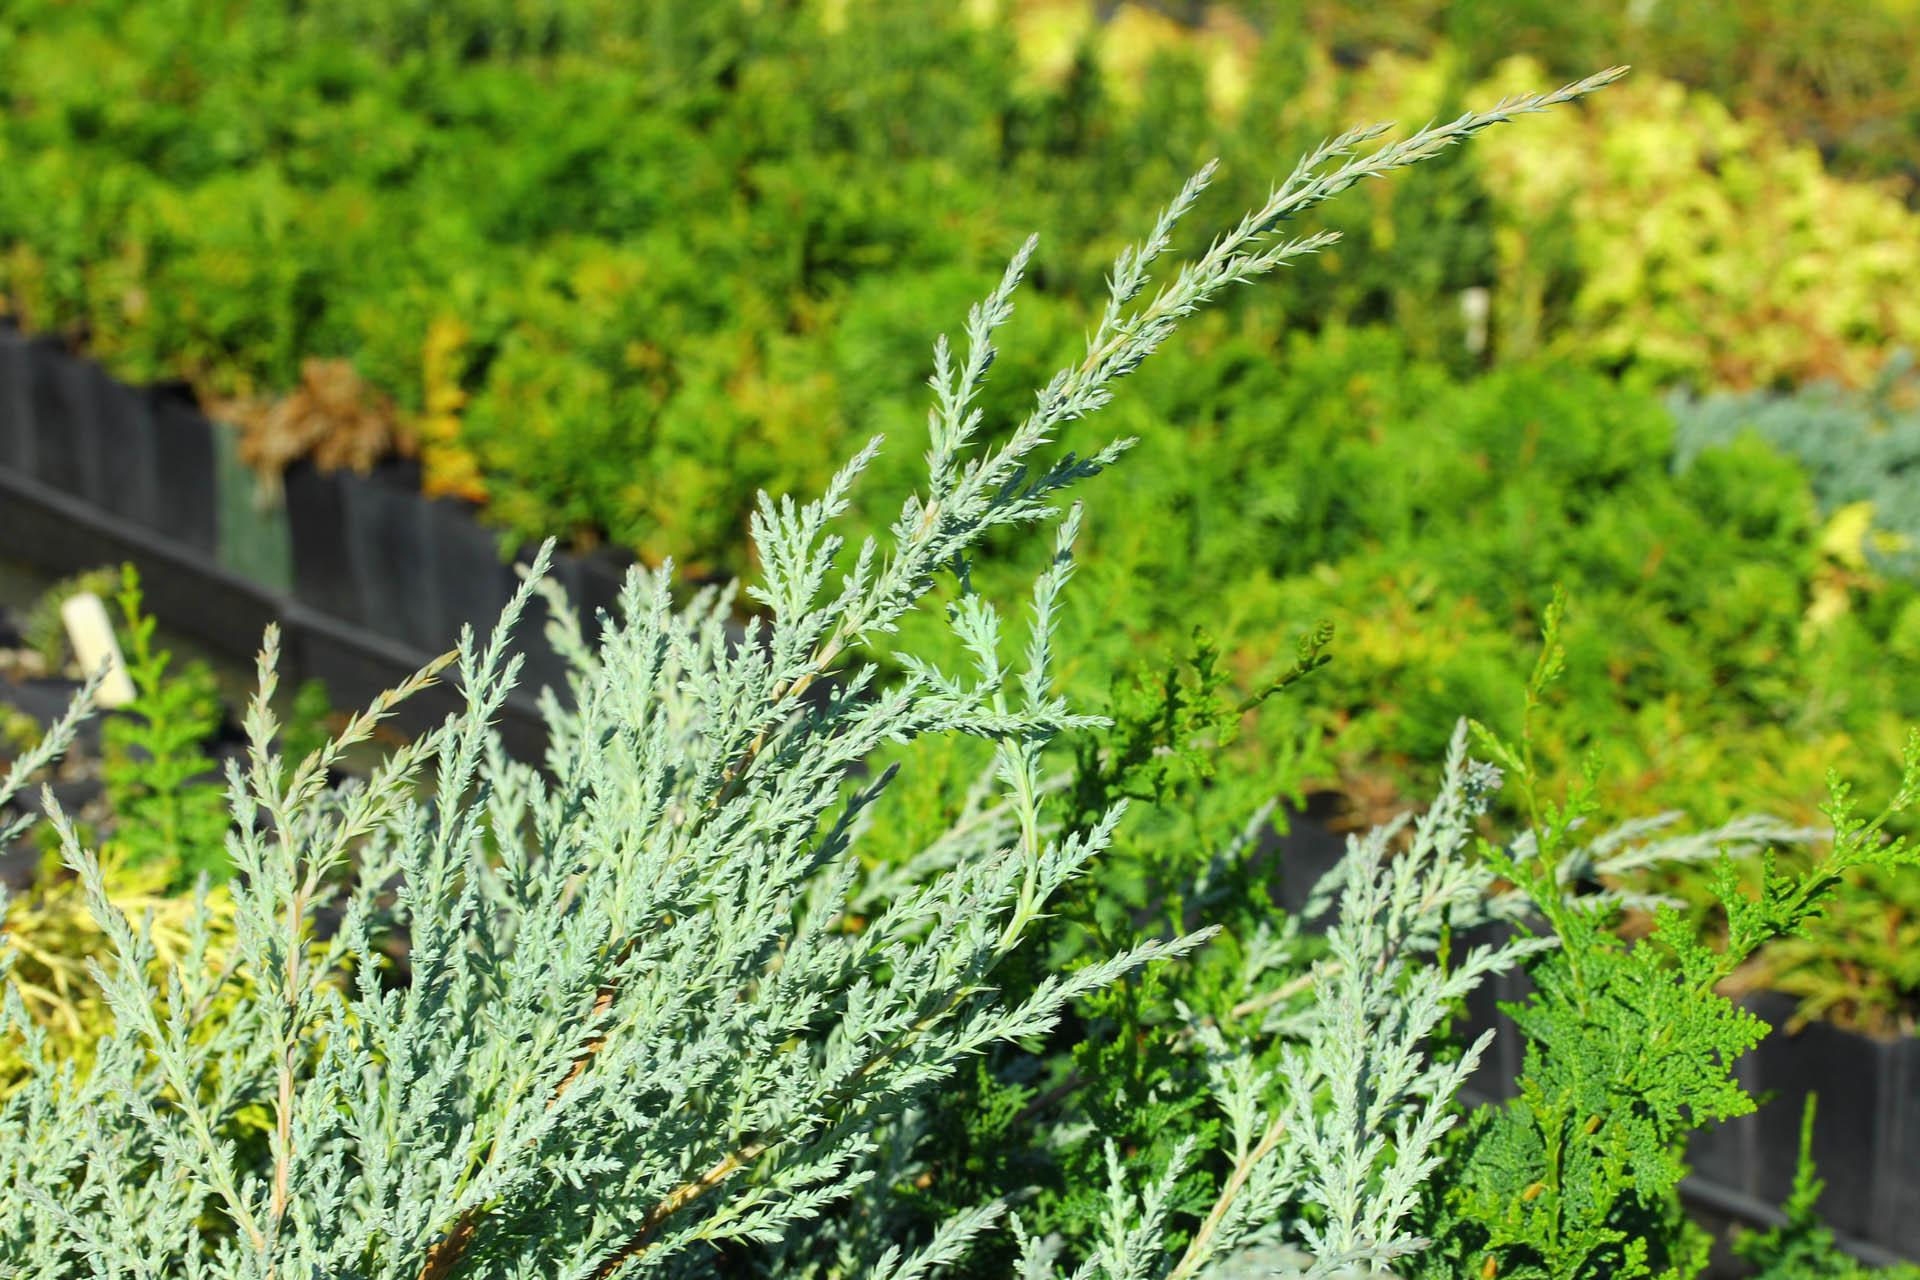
<box><xmin>4</xmin><ymin>324</ymin><xmax>1916</xmax><ymax>1271</ymax></box>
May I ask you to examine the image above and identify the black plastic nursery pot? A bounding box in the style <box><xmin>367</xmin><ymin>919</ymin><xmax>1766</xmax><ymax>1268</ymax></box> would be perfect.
<box><xmin>148</xmin><ymin>381</ymin><xmax>219</xmax><ymax>557</ymax></box>
<box><xmin>26</xmin><ymin>336</ymin><xmax>99</xmax><ymax>502</ymax></box>
<box><xmin>337</xmin><ymin>458</ymin><xmax>447</xmax><ymax>654</ymax></box>
<box><xmin>0</xmin><ymin>327</ymin><xmax>30</xmax><ymax>476</ymax></box>
<box><xmin>1690</xmin><ymin>993</ymin><xmax>1920</xmax><ymax>1258</ymax></box>
<box><xmin>284</xmin><ymin>458</ymin><xmax>356</xmax><ymax>621</ymax></box>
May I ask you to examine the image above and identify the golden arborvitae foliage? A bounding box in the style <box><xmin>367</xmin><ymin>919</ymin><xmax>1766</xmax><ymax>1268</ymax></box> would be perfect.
<box><xmin>417</xmin><ymin>313</ymin><xmax>488</xmax><ymax>504</ymax></box>
<box><xmin>1309</xmin><ymin>46</ymin><xmax>1920</xmax><ymax>390</ymax></box>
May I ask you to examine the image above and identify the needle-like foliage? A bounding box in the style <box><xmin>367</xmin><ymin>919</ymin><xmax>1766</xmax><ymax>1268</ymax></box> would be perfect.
<box><xmin>0</xmin><ymin>67</ymin><xmax>1625</xmax><ymax>1279</ymax></box>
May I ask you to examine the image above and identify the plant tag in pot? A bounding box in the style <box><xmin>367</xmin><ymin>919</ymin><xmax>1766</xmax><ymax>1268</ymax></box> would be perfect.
<box><xmin>59</xmin><ymin>592</ymin><xmax>137</xmax><ymax>707</ymax></box>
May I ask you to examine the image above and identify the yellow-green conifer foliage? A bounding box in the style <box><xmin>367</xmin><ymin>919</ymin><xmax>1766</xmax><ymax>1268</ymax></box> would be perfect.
<box><xmin>1465</xmin><ymin>53</ymin><xmax>1920</xmax><ymax>389</ymax></box>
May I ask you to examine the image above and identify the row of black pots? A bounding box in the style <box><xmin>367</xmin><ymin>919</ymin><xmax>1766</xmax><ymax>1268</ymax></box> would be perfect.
<box><xmin>282</xmin><ymin>455</ymin><xmax>636</xmax><ymax>708</ymax></box>
<box><xmin>0</xmin><ymin>329</ymin><xmax>217</xmax><ymax>559</ymax></box>
<box><xmin>1455</xmin><ymin>921</ymin><xmax>1919</xmax><ymax>1268</ymax></box>
<box><xmin>0</xmin><ymin>324</ymin><xmax>632</xmax><ymax>758</ymax></box>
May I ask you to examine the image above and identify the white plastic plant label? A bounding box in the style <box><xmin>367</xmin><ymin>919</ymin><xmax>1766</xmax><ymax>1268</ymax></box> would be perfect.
<box><xmin>60</xmin><ymin>591</ymin><xmax>138</xmax><ymax>708</ymax></box>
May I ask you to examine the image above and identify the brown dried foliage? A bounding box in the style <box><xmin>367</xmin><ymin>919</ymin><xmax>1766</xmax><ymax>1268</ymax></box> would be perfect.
<box><xmin>214</xmin><ymin>357</ymin><xmax>415</xmax><ymax>497</ymax></box>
